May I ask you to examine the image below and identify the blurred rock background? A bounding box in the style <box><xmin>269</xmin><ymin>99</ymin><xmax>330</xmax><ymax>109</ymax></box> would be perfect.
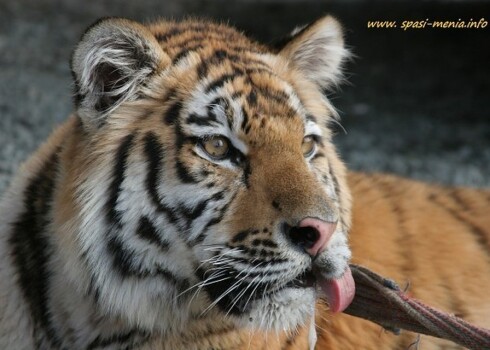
<box><xmin>1</xmin><ymin>0</ymin><xmax>489</xmax><ymax>194</ymax></box>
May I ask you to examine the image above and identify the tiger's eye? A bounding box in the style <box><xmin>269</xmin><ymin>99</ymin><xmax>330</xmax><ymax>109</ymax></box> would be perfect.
<box><xmin>302</xmin><ymin>136</ymin><xmax>316</xmax><ymax>157</ymax></box>
<box><xmin>202</xmin><ymin>136</ymin><xmax>230</xmax><ymax>159</ymax></box>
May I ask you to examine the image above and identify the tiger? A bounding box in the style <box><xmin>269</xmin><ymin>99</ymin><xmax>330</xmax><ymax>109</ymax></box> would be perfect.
<box><xmin>0</xmin><ymin>15</ymin><xmax>489</xmax><ymax>350</ymax></box>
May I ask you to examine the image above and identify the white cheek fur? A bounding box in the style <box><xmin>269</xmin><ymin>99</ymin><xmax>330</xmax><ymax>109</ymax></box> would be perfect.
<box><xmin>237</xmin><ymin>288</ymin><xmax>316</xmax><ymax>332</ymax></box>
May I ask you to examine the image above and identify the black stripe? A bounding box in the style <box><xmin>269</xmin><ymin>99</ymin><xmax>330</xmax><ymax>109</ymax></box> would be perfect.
<box><xmin>306</xmin><ymin>114</ymin><xmax>317</xmax><ymax>123</ymax></box>
<box><xmin>174</xmin><ymin>121</ymin><xmax>187</xmax><ymax>150</ymax></box>
<box><xmin>86</xmin><ymin>329</ymin><xmax>149</xmax><ymax>350</ymax></box>
<box><xmin>168</xmin><ymin>32</ymin><xmax>227</xmax><ymax>48</ymax></box>
<box><xmin>232</xmin><ymin>229</ymin><xmax>251</xmax><ymax>243</ymax></box>
<box><xmin>143</xmin><ymin>132</ymin><xmax>179</xmax><ymax>224</ymax></box>
<box><xmin>197</xmin><ymin>50</ymin><xmax>227</xmax><ymax>77</ymax></box>
<box><xmin>175</xmin><ymin>158</ymin><xmax>199</xmax><ymax>183</ymax></box>
<box><xmin>86</xmin><ymin>272</ymin><xmax>101</xmax><ymax>304</ymax></box>
<box><xmin>173</xmin><ymin>111</ymin><xmax>201</xmax><ymax>184</ymax></box>
<box><xmin>181</xmin><ymin>191</ymin><xmax>225</xmax><ymax>235</ymax></box>
<box><xmin>240</xmin><ymin>106</ymin><xmax>249</xmax><ymax>132</ymax></box>
<box><xmin>107</xmin><ymin>234</ymin><xmax>188</xmax><ymax>289</ymax></box>
<box><xmin>253</xmin><ymin>85</ymin><xmax>291</xmax><ymax>105</ymax></box>
<box><xmin>448</xmin><ymin>188</ymin><xmax>471</xmax><ymax>212</ymax></box>
<box><xmin>199</xmin><ymin>168</ymin><xmax>212</xmax><ymax>178</ymax></box>
<box><xmin>231</xmin><ymin>90</ymin><xmax>244</xmax><ymax>99</ymax></box>
<box><xmin>155</xmin><ymin>28</ymin><xmax>183</xmax><ymax>42</ymax></box>
<box><xmin>207</xmin><ymin>97</ymin><xmax>233</xmax><ymax>130</ymax></box>
<box><xmin>309</xmin><ymin>134</ymin><xmax>324</xmax><ymax>147</ymax></box>
<box><xmin>10</xmin><ymin>152</ymin><xmax>64</xmax><ymax>349</ymax></box>
<box><xmin>242</xmin><ymin>159</ymin><xmax>252</xmax><ymax>188</ymax></box>
<box><xmin>246</xmin><ymin>248</ymin><xmax>276</xmax><ymax>259</ymax></box>
<box><xmin>196</xmin><ymin>48</ymin><xmax>268</xmax><ymax>78</ymax></box>
<box><xmin>107</xmin><ymin>235</ymin><xmax>137</xmax><ymax>277</ymax></box>
<box><xmin>205</xmin><ymin>72</ymin><xmax>242</xmax><ymax>93</ymax></box>
<box><xmin>208</xmin><ymin>97</ymin><xmax>228</xmax><ymax>115</ymax></box>
<box><xmin>155</xmin><ymin>24</ymin><xmax>209</xmax><ymax>42</ymax></box>
<box><xmin>246</xmin><ymin>90</ymin><xmax>257</xmax><ymax>106</ymax></box>
<box><xmin>226</xmin><ymin>45</ymin><xmax>264</xmax><ymax>55</ymax></box>
<box><xmin>231</xmin><ymin>51</ymin><xmax>269</xmax><ymax>66</ymax></box>
<box><xmin>171</xmin><ymin>44</ymin><xmax>203</xmax><ymax>64</ymax></box>
<box><xmin>196</xmin><ymin>49</ymin><xmax>237</xmax><ymax>78</ymax></box>
<box><xmin>189</xmin><ymin>191</ymin><xmax>238</xmax><ymax>246</ymax></box>
<box><xmin>106</xmin><ymin>134</ymin><xmax>135</xmax><ymax>225</ymax></box>
<box><xmin>163</xmin><ymin>100</ymin><xmax>182</xmax><ymax>125</ymax></box>
<box><xmin>374</xmin><ymin>177</ymin><xmax>414</xmax><ymax>276</ymax></box>
<box><xmin>245</xmin><ymin>67</ymin><xmax>275</xmax><ymax>77</ymax></box>
<box><xmin>184</xmin><ymin>97</ymin><xmax>224</xmax><ymax>129</ymax></box>
<box><xmin>136</xmin><ymin>216</ymin><xmax>169</xmax><ymax>250</ymax></box>
<box><xmin>187</xmin><ymin>230</ymin><xmax>206</xmax><ymax>247</ymax></box>
<box><xmin>227</xmin><ymin>254</ymin><xmax>288</xmax><ymax>266</ymax></box>
<box><xmin>154</xmin><ymin>266</ymin><xmax>190</xmax><ymax>289</ymax></box>
<box><xmin>180</xmin><ymin>199</ymin><xmax>211</xmax><ymax>230</ymax></box>
<box><xmin>311</xmin><ymin>152</ymin><xmax>325</xmax><ymax>161</ymax></box>
<box><xmin>429</xmin><ymin>192</ymin><xmax>490</xmax><ymax>256</ymax></box>
<box><xmin>252</xmin><ymin>239</ymin><xmax>278</xmax><ymax>249</ymax></box>
<box><xmin>229</xmin><ymin>244</ymin><xmax>280</xmax><ymax>260</ymax></box>
<box><xmin>186</xmin><ymin>112</ymin><xmax>217</xmax><ymax>127</ymax></box>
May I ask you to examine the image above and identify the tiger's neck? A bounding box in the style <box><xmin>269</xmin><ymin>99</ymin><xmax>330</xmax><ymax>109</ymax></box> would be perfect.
<box><xmin>147</xmin><ymin>319</ymin><xmax>311</xmax><ymax>349</ymax></box>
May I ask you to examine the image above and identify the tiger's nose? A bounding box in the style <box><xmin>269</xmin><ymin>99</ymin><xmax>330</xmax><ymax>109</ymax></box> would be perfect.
<box><xmin>286</xmin><ymin>218</ymin><xmax>337</xmax><ymax>257</ymax></box>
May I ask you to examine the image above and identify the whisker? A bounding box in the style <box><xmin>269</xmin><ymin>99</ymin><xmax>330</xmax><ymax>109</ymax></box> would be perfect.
<box><xmin>176</xmin><ymin>269</ymin><xmax>228</xmax><ymax>299</ymax></box>
<box><xmin>225</xmin><ymin>263</ymin><xmax>266</xmax><ymax>316</ymax></box>
<box><xmin>200</xmin><ymin>277</ymin><xmax>244</xmax><ymax>316</ymax></box>
<box><xmin>200</xmin><ymin>261</ymin><xmax>258</xmax><ymax>316</ymax></box>
<box><xmin>242</xmin><ymin>270</ymin><xmax>268</xmax><ymax>314</ymax></box>
<box><xmin>185</xmin><ymin>272</ymin><xmax>233</xmax><ymax>311</ymax></box>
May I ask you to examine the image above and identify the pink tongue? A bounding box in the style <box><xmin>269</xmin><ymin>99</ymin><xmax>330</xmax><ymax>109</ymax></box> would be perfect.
<box><xmin>317</xmin><ymin>267</ymin><xmax>356</xmax><ymax>313</ymax></box>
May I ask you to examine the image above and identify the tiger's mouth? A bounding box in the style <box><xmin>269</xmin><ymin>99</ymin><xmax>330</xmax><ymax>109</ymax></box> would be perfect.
<box><xmin>194</xmin><ymin>264</ymin><xmax>317</xmax><ymax>316</ymax></box>
<box><xmin>282</xmin><ymin>265</ymin><xmax>356</xmax><ymax>314</ymax></box>
<box><xmin>195</xmin><ymin>260</ymin><xmax>355</xmax><ymax>317</ymax></box>
<box><xmin>287</xmin><ymin>269</ymin><xmax>316</xmax><ymax>289</ymax></box>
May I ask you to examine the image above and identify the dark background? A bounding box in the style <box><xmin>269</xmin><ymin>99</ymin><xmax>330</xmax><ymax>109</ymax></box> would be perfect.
<box><xmin>1</xmin><ymin>0</ymin><xmax>489</xmax><ymax>194</ymax></box>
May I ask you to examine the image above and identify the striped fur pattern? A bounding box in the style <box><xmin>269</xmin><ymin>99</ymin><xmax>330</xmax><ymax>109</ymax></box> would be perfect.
<box><xmin>1</xmin><ymin>16</ymin><xmax>489</xmax><ymax>350</ymax></box>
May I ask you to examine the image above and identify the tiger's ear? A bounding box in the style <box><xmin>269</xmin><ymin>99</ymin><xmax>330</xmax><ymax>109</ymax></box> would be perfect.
<box><xmin>71</xmin><ymin>18</ymin><xmax>169</xmax><ymax>128</ymax></box>
<box><xmin>277</xmin><ymin>16</ymin><xmax>349</xmax><ymax>90</ymax></box>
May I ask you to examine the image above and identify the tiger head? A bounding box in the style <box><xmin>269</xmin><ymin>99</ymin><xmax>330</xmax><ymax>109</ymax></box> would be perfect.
<box><xmin>66</xmin><ymin>16</ymin><xmax>352</xmax><ymax>335</ymax></box>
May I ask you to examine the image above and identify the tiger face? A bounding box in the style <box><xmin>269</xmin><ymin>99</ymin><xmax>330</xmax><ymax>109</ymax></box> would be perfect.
<box><xmin>67</xmin><ymin>17</ymin><xmax>353</xmax><ymax>334</ymax></box>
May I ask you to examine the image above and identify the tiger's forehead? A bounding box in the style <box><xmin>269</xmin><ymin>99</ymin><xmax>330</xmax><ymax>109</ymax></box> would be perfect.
<box><xmin>148</xmin><ymin>20</ymin><xmax>322</xmax><ymax>143</ymax></box>
<box><xmin>183</xmin><ymin>69</ymin><xmax>314</xmax><ymax>149</ymax></box>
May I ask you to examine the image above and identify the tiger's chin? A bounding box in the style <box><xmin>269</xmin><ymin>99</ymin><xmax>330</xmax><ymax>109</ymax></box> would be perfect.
<box><xmin>235</xmin><ymin>286</ymin><xmax>317</xmax><ymax>332</ymax></box>
<box><xmin>227</xmin><ymin>261</ymin><xmax>353</xmax><ymax>333</ymax></box>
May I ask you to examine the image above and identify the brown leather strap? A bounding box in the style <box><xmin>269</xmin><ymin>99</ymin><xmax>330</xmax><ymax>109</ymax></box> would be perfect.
<box><xmin>343</xmin><ymin>265</ymin><xmax>490</xmax><ymax>350</ymax></box>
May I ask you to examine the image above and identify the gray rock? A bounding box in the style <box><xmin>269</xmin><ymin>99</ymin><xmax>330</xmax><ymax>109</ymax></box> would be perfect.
<box><xmin>1</xmin><ymin>1</ymin><xmax>488</xmax><ymax>194</ymax></box>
